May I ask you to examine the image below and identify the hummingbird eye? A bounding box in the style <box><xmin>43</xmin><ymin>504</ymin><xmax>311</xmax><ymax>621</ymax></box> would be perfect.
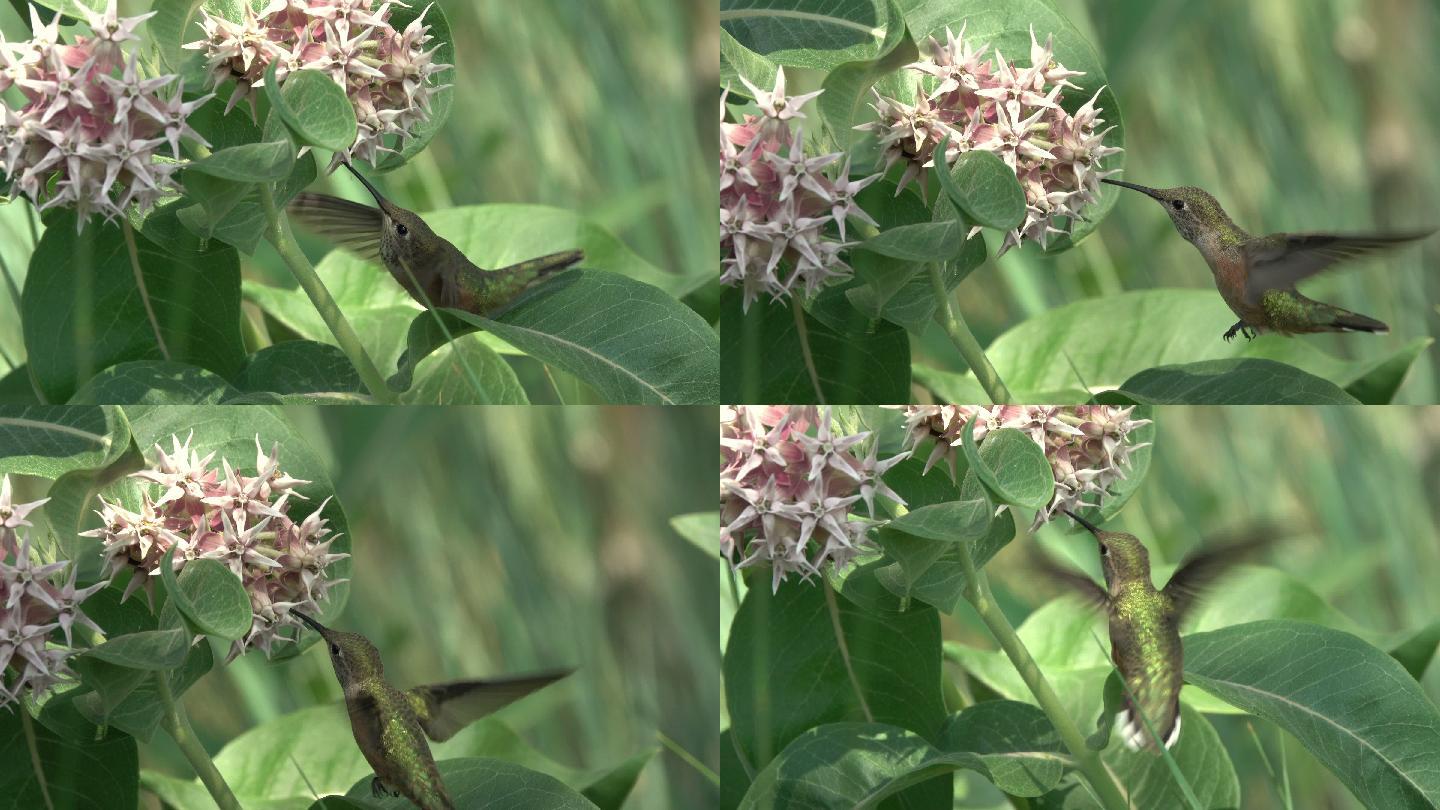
<box><xmin>330</xmin><ymin>643</ymin><xmax>341</xmax><ymax>656</ymax></box>
<box><xmin>1099</xmin><ymin>543</ymin><xmax>1109</xmax><ymax>556</ymax></box>
<box><xmin>395</xmin><ymin>221</ymin><xmax>409</xmax><ymax>237</ymax></box>
<box><xmin>1171</xmin><ymin>199</ymin><xmax>1185</xmax><ymax>211</ymax></box>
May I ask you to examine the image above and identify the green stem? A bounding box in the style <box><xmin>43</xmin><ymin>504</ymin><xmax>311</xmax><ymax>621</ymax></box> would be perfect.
<box><xmin>261</xmin><ymin>192</ymin><xmax>394</xmax><ymax>402</ymax></box>
<box><xmin>156</xmin><ymin>675</ymin><xmax>242</xmax><ymax>810</ymax></box>
<box><xmin>121</xmin><ymin>219</ymin><xmax>171</xmax><ymax>361</ymax></box>
<box><xmin>20</xmin><ymin>709</ymin><xmax>56</xmax><ymax>810</ymax></box>
<box><xmin>928</xmin><ymin>264</ymin><xmax>1013</xmax><ymax>404</ymax></box>
<box><xmin>953</xmin><ymin>535</ymin><xmax>1130</xmax><ymax>810</ymax></box>
<box><xmin>823</xmin><ymin>575</ymin><xmax>872</xmax><ymax>721</ymax></box>
<box><xmin>657</xmin><ymin>730</ymin><xmax>720</xmax><ymax>787</ymax></box>
<box><xmin>792</xmin><ymin>297</ymin><xmax>826</xmax><ymax>405</ymax></box>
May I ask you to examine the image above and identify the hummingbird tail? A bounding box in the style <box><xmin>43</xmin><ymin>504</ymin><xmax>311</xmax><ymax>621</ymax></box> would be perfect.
<box><xmin>1119</xmin><ymin>702</ymin><xmax>1182</xmax><ymax>752</ymax></box>
<box><xmin>502</xmin><ymin>249</ymin><xmax>584</xmax><ymax>281</ymax></box>
<box><xmin>1329</xmin><ymin>309</ymin><xmax>1389</xmax><ymax>334</ymax></box>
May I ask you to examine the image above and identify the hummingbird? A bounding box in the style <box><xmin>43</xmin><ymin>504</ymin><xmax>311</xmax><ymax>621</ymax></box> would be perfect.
<box><xmin>1102</xmin><ymin>178</ymin><xmax>1432</xmax><ymax>341</ymax></box>
<box><xmin>291</xmin><ymin>610</ymin><xmax>572</xmax><ymax>809</ymax></box>
<box><xmin>289</xmin><ymin>163</ymin><xmax>584</xmax><ymax>317</ymax></box>
<box><xmin>1041</xmin><ymin>510</ymin><xmax>1268</xmax><ymax>752</ymax></box>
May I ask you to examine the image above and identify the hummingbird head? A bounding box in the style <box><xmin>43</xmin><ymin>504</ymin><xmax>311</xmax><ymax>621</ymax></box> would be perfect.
<box><xmin>341</xmin><ymin>162</ymin><xmax>440</xmax><ymax>271</ymax></box>
<box><xmin>293</xmin><ymin>610</ymin><xmax>384</xmax><ymax>693</ymax></box>
<box><xmin>1102</xmin><ymin>179</ymin><xmax>1229</xmax><ymax>243</ymax></box>
<box><xmin>1062</xmin><ymin>510</ymin><xmax>1152</xmax><ymax>593</ymax></box>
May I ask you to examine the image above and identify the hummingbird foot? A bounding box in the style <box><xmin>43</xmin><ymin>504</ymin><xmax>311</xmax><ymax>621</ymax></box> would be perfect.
<box><xmin>370</xmin><ymin>776</ymin><xmax>401</xmax><ymax>798</ymax></box>
<box><xmin>1222</xmin><ymin>321</ymin><xmax>1258</xmax><ymax>342</ymax></box>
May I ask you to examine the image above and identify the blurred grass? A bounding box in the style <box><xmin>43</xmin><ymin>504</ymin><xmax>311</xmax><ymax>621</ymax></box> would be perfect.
<box><xmin>957</xmin><ymin>407</ymin><xmax>1440</xmax><ymax>810</ymax></box>
<box><xmin>919</xmin><ymin>0</ymin><xmax>1440</xmax><ymax>403</ymax></box>
<box><xmin>0</xmin><ymin>0</ymin><xmax>717</xmax><ymax>400</ymax></box>
<box><xmin>138</xmin><ymin>406</ymin><xmax>719</xmax><ymax>809</ymax></box>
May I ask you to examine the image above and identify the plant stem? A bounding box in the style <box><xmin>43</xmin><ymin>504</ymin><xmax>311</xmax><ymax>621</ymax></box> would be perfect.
<box><xmin>121</xmin><ymin>219</ymin><xmax>171</xmax><ymax>361</ymax></box>
<box><xmin>792</xmin><ymin>297</ymin><xmax>826</xmax><ymax>405</ymax></box>
<box><xmin>823</xmin><ymin>576</ymin><xmax>872</xmax><ymax>722</ymax></box>
<box><xmin>657</xmin><ymin>730</ymin><xmax>720</xmax><ymax>787</ymax></box>
<box><xmin>928</xmin><ymin>264</ymin><xmax>1013</xmax><ymax>404</ymax></box>
<box><xmin>156</xmin><ymin>675</ymin><xmax>242</xmax><ymax>810</ymax></box>
<box><xmin>20</xmin><ymin>710</ymin><xmax>56</xmax><ymax>810</ymax></box>
<box><xmin>261</xmin><ymin>192</ymin><xmax>394</xmax><ymax>402</ymax></box>
<box><xmin>952</xmin><ymin>534</ymin><xmax>1130</xmax><ymax>810</ymax></box>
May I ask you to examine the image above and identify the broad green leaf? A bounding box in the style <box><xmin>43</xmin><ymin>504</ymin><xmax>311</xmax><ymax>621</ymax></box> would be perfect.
<box><xmin>739</xmin><ymin>722</ymin><xmax>984</xmax><ymax>809</ymax></box>
<box><xmin>181</xmin><ymin>170</ymin><xmax>254</xmax><ymax>232</ymax></box>
<box><xmin>0</xmin><ymin>366</ymin><xmax>38</xmax><ymax>404</ymax></box>
<box><xmin>22</xmin><ymin>212</ymin><xmax>244</xmax><ymax>403</ymax></box>
<box><xmin>725</xmin><ymin>575</ymin><xmax>949</xmax><ymax>808</ymax></box>
<box><xmin>185</xmin><ymin>94</ymin><xmax>265</xmax><ymax>152</ymax></box>
<box><xmin>873</xmin><ymin>510</ymin><xmax>1016</xmax><ymax>613</ymax></box>
<box><xmin>400</xmin><ymin>336</ymin><xmax>529</xmax><ymax>405</ymax></box>
<box><xmin>189</xmin><ymin>141</ymin><xmax>296</xmax><ymax>182</ymax></box>
<box><xmin>429</xmin><ymin>271</ymin><xmax>717</xmax><ymax>404</ymax></box>
<box><xmin>71</xmin><ymin>655</ymin><xmax>152</xmax><ymax>722</ymax></box>
<box><xmin>939</xmin><ymin>701</ymin><xmax>1065</xmax><ymax>796</ymax></box>
<box><xmin>344</xmin><ymin>758</ymin><xmax>598</xmax><ymax>809</ymax></box>
<box><xmin>1100</xmin><ymin>358</ymin><xmax>1361</xmax><ymax>404</ymax></box>
<box><xmin>936</xmin><ymin>146</ymin><xmax>1026</xmax><ymax>231</ymax></box>
<box><xmin>40</xmin><ymin>444</ymin><xmax>145</xmax><ymax>580</ymax></box>
<box><xmin>580</xmin><ymin>747</ymin><xmax>655</xmax><ymax>810</ymax></box>
<box><xmin>149</xmin><ymin>0</ymin><xmax>207</xmax><ymax>70</ymax></box>
<box><xmin>816</xmin><ymin>0</ymin><xmax>916</xmax><ymax>149</ymax></box>
<box><xmin>0</xmin><ymin>701</ymin><xmax>138</xmax><ymax>810</ymax></box>
<box><xmin>1390</xmin><ymin>620</ymin><xmax>1440</xmax><ymax>682</ymax></box>
<box><xmin>374</xmin><ymin>3</ymin><xmax>455</xmax><ymax>171</ymax></box>
<box><xmin>857</xmin><ymin>218</ymin><xmax>968</xmax><ymax>262</ymax></box>
<box><xmin>720</xmin><ymin>0</ymin><xmax>897</xmax><ymax>71</ymax></box>
<box><xmin>160</xmin><ymin>551</ymin><xmax>254</xmax><ymax>641</ymax></box>
<box><xmin>238</xmin><ymin>341</ymin><xmax>365</xmax><ymax>396</ymax></box>
<box><xmin>1345</xmin><ymin>337</ymin><xmax>1432</xmax><ymax>404</ymax></box>
<box><xmin>1185</xmin><ymin>620</ymin><xmax>1440</xmax><ymax>809</ymax></box>
<box><xmin>69</xmin><ymin>361</ymin><xmax>241</xmax><ymax>405</ymax></box>
<box><xmin>720</xmin><ymin>288</ymin><xmax>910</xmax><ymax>404</ymax></box>
<box><xmin>975</xmin><ymin>289</ymin><xmax>1428</xmax><ymax>398</ymax></box>
<box><xmin>888</xmin><ymin>498</ymin><xmax>992</xmax><ymax>543</ymax></box>
<box><xmin>15</xmin><ymin>0</ymin><xmax>100</xmax><ymax>19</ymax></box>
<box><xmin>719</xmin><ymin>29</ymin><xmax>777</xmax><ymax>96</ymax></box>
<box><xmin>266</xmin><ymin>65</ymin><xmax>358</xmax><ymax>152</ymax></box>
<box><xmin>671</xmin><ymin>512</ymin><xmax>720</xmax><ymax>560</ymax></box>
<box><xmin>85</xmin><ymin>628</ymin><xmax>190</xmax><ymax>671</ymax></box>
<box><xmin>960</xmin><ymin>422</ymin><xmax>1055</xmax><ymax>511</ymax></box>
<box><xmin>1051</xmin><ymin>705</ymin><xmax>1239</xmax><ymax>810</ymax></box>
<box><xmin>0</xmin><ymin>406</ymin><xmax>129</xmax><ymax>478</ymax></box>
<box><xmin>896</xmin><ymin>0</ymin><xmax>1124</xmax><ymax>249</ymax></box>
<box><xmin>74</xmin><ymin>640</ymin><xmax>214</xmax><ymax>742</ymax></box>
<box><xmin>912</xmin><ymin>363</ymin><xmax>1089</xmax><ymax>405</ymax></box>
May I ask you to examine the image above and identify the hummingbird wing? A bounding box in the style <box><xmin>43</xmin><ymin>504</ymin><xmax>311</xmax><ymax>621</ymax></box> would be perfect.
<box><xmin>289</xmin><ymin>193</ymin><xmax>384</xmax><ymax>264</ymax></box>
<box><xmin>1030</xmin><ymin>547</ymin><xmax>1107</xmax><ymax>608</ymax></box>
<box><xmin>1160</xmin><ymin>527</ymin><xmax>1278</xmax><ymax>619</ymax></box>
<box><xmin>406</xmin><ymin>668</ymin><xmax>572</xmax><ymax>742</ymax></box>
<box><xmin>1242</xmin><ymin>229</ymin><xmax>1433</xmax><ymax>300</ymax></box>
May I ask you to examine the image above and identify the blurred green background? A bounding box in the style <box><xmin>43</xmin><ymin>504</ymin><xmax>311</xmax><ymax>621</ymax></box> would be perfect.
<box><xmin>913</xmin><ymin>0</ymin><xmax>1440</xmax><ymax>402</ymax></box>
<box><xmin>128</xmin><ymin>406</ymin><xmax>718</xmax><ymax>808</ymax></box>
<box><xmin>950</xmin><ymin>406</ymin><xmax>1440</xmax><ymax>809</ymax></box>
<box><xmin>0</xmin><ymin>0</ymin><xmax>717</xmax><ymax>401</ymax></box>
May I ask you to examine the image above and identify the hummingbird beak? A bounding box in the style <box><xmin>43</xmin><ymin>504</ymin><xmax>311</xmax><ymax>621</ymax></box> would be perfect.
<box><xmin>1061</xmin><ymin>508</ymin><xmax>1103</xmax><ymax>537</ymax></box>
<box><xmin>1101</xmin><ymin>178</ymin><xmax>1164</xmax><ymax>201</ymax></box>
<box><xmin>291</xmin><ymin>609</ymin><xmax>330</xmax><ymax>636</ymax></box>
<box><xmin>341</xmin><ymin>161</ymin><xmax>399</xmax><ymax>215</ymax></box>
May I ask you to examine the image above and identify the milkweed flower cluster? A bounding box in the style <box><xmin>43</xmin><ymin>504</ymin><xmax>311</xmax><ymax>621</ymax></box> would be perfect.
<box><xmin>1</xmin><ymin>476</ymin><xmax>105</xmax><ymax>709</ymax></box>
<box><xmin>81</xmin><ymin>434</ymin><xmax>348</xmax><ymax>660</ymax></box>
<box><xmin>892</xmin><ymin>405</ymin><xmax>1151</xmax><ymax>525</ymax></box>
<box><xmin>186</xmin><ymin>0</ymin><xmax>451</xmax><ymax>168</ymax></box>
<box><xmin>720</xmin><ymin>406</ymin><xmax>909</xmax><ymax>591</ymax></box>
<box><xmin>721</xmin><ymin>69</ymin><xmax>884</xmax><ymax>311</ymax></box>
<box><xmin>0</xmin><ymin>2</ymin><xmax>207</xmax><ymax>227</ymax></box>
<box><xmin>856</xmin><ymin>23</ymin><xmax>1122</xmax><ymax>255</ymax></box>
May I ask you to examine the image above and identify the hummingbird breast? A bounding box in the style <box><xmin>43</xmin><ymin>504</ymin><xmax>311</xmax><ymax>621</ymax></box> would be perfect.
<box><xmin>1109</xmin><ymin>588</ymin><xmax>1184</xmax><ymax>750</ymax></box>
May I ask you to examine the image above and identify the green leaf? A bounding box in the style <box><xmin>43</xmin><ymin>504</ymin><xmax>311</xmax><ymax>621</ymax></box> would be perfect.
<box><xmin>1100</xmin><ymin>358</ymin><xmax>1361</xmax><ymax>404</ymax></box>
<box><xmin>149</xmin><ymin>0</ymin><xmax>207</xmax><ymax>71</ymax></box>
<box><xmin>887</xmin><ymin>498</ymin><xmax>992</xmax><ymax>543</ymax></box>
<box><xmin>895</xmin><ymin>0</ymin><xmax>1124</xmax><ymax>250</ymax></box>
<box><xmin>670</xmin><ymin>512</ymin><xmax>720</xmax><ymax>560</ymax></box>
<box><xmin>265</xmin><ymin>64</ymin><xmax>358</xmax><ymax>152</ymax></box>
<box><xmin>1390</xmin><ymin>620</ymin><xmax>1440</xmax><ymax>682</ymax></box>
<box><xmin>74</xmin><ymin>641</ymin><xmax>214</xmax><ymax>742</ymax></box>
<box><xmin>400</xmin><ymin>335</ymin><xmax>529</xmax><ymax>405</ymax></box>
<box><xmin>936</xmin><ymin>146</ymin><xmax>1026</xmax><ymax>231</ymax></box>
<box><xmin>911</xmin><ymin>363</ymin><xmax>1088</xmax><ymax>405</ymax></box>
<box><xmin>85</xmin><ymin>628</ymin><xmax>191</xmax><ymax>671</ymax></box>
<box><xmin>160</xmin><ymin>551</ymin><xmax>254</xmax><ymax>641</ymax></box>
<box><xmin>1185</xmin><ymin>620</ymin><xmax>1440</xmax><ymax>809</ymax></box>
<box><xmin>445</xmin><ymin>271</ymin><xmax>719</xmax><ymax>405</ymax></box>
<box><xmin>939</xmin><ymin>701</ymin><xmax>1065</xmax><ymax>796</ymax></box>
<box><xmin>973</xmin><ymin>289</ymin><xmax>1427</xmax><ymax>398</ymax></box>
<box><xmin>0</xmin><ymin>406</ymin><xmax>129</xmax><ymax>478</ymax></box>
<box><xmin>373</xmin><ymin>3</ymin><xmax>455</xmax><ymax>171</ymax></box>
<box><xmin>16</xmin><ymin>0</ymin><xmax>101</xmax><ymax>19</ymax></box>
<box><xmin>738</xmin><ymin>722</ymin><xmax>984</xmax><ymax>809</ymax></box>
<box><xmin>71</xmin><ymin>656</ymin><xmax>153</xmax><ymax>722</ymax></box>
<box><xmin>719</xmin><ymin>29</ymin><xmax>777</xmax><ymax>96</ymax></box>
<box><xmin>0</xmin><ymin>703</ymin><xmax>138</xmax><ymax>810</ymax></box>
<box><xmin>816</xmin><ymin>0</ymin><xmax>916</xmax><ymax>149</ymax></box>
<box><xmin>69</xmin><ymin>361</ymin><xmax>241</xmax><ymax>404</ymax></box>
<box><xmin>857</xmin><ymin>218</ymin><xmax>969</xmax><ymax>262</ymax></box>
<box><xmin>344</xmin><ymin>758</ymin><xmax>598</xmax><ymax>809</ymax></box>
<box><xmin>1344</xmin><ymin>337</ymin><xmax>1432</xmax><ymax>404</ymax></box>
<box><xmin>724</xmin><ymin>577</ymin><xmax>949</xmax><ymax>807</ymax></box>
<box><xmin>720</xmin><ymin>288</ymin><xmax>910</xmax><ymax>403</ymax></box>
<box><xmin>188</xmin><ymin>141</ymin><xmax>296</xmax><ymax>182</ymax></box>
<box><xmin>872</xmin><ymin>510</ymin><xmax>1016</xmax><ymax>613</ymax></box>
<box><xmin>720</xmin><ymin>0</ymin><xmax>898</xmax><ymax>72</ymax></box>
<box><xmin>238</xmin><ymin>341</ymin><xmax>365</xmax><ymax>396</ymax></box>
<box><xmin>960</xmin><ymin>422</ymin><xmax>1055</xmax><ymax>511</ymax></box>
<box><xmin>21</xmin><ymin>213</ymin><xmax>245</xmax><ymax>403</ymax></box>
<box><xmin>580</xmin><ymin>747</ymin><xmax>655</xmax><ymax>810</ymax></box>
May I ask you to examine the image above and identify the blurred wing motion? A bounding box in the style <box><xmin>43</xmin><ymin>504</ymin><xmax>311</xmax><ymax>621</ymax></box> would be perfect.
<box><xmin>1161</xmin><ymin>527</ymin><xmax>1280</xmax><ymax>618</ymax></box>
<box><xmin>290</xmin><ymin>193</ymin><xmax>383</xmax><ymax>263</ymax></box>
<box><xmin>1031</xmin><ymin>547</ymin><xmax>1107</xmax><ymax>609</ymax></box>
<box><xmin>406</xmin><ymin>669</ymin><xmax>573</xmax><ymax>742</ymax></box>
<box><xmin>1243</xmin><ymin>229</ymin><xmax>1433</xmax><ymax>297</ymax></box>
